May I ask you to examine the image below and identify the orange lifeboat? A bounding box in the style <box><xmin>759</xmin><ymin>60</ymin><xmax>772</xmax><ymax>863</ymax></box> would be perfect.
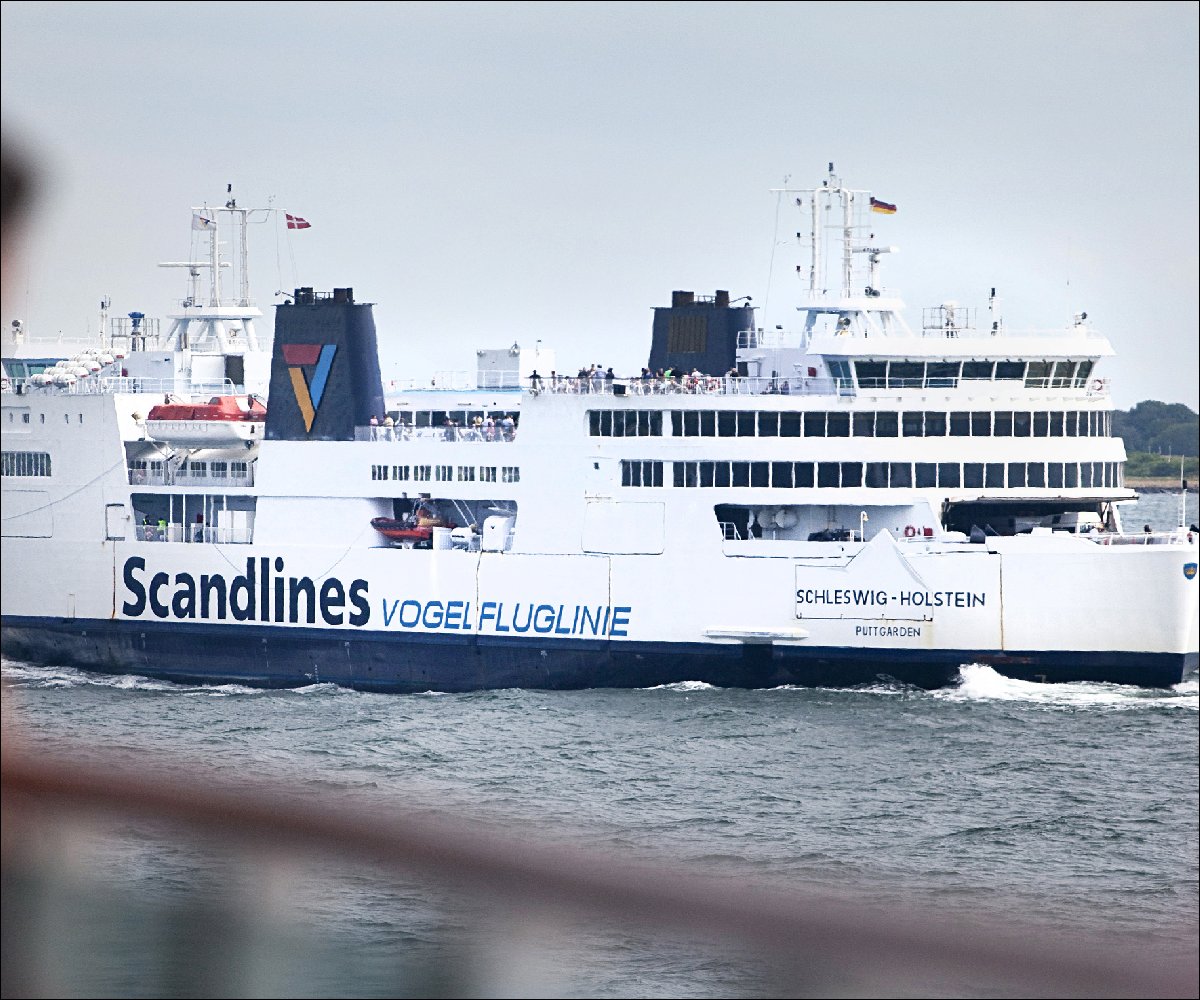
<box><xmin>143</xmin><ymin>395</ymin><xmax>266</xmax><ymax>446</ymax></box>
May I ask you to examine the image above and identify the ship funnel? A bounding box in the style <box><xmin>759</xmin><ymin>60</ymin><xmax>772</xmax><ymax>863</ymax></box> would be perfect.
<box><xmin>648</xmin><ymin>289</ymin><xmax>756</xmax><ymax>376</ymax></box>
<box><xmin>265</xmin><ymin>288</ymin><xmax>384</xmax><ymax>441</ymax></box>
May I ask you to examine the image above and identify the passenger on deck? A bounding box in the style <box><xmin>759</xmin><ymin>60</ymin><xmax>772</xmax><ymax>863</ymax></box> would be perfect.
<box><xmin>529</xmin><ymin>370</ymin><xmax>543</xmax><ymax>393</ymax></box>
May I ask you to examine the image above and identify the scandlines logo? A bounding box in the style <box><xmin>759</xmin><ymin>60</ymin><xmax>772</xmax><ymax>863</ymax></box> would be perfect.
<box><xmin>282</xmin><ymin>344</ymin><xmax>337</xmax><ymax>432</ymax></box>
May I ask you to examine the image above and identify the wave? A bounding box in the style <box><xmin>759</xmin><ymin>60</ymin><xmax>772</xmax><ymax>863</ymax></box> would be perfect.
<box><xmin>644</xmin><ymin>680</ymin><xmax>719</xmax><ymax>692</ymax></box>
<box><xmin>0</xmin><ymin>662</ymin><xmax>347</xmax><ymax>698</ymax></box>
<box><xmin>934</xmin><ymin>663</ymin><xmax>1199</xmax><ymax>710</ymax></box>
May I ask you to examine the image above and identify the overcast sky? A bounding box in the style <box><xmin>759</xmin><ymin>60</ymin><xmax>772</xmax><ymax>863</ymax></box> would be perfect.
<box><xmin>2</xmin><ymin>2</ymin><xmax>1197</xmax><ymax>409</ymax></box>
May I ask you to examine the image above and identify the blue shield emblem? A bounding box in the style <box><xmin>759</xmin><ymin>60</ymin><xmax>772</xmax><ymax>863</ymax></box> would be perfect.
<box><xmin>1185</xmin><ymin>563</ymin><xmax>1198</xmax><ymax>581</ymax></box>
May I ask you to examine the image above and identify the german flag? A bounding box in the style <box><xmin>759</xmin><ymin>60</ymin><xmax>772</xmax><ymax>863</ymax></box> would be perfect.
<box><xmin>870</xmin><ymin>197</ymin><xmax>897</xmax><ymax>215</ymax></box>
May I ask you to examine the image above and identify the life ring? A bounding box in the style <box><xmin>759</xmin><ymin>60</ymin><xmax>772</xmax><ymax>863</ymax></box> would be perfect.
<box><xmin>903</xmin><ymin>525</ymin><xmax>917</xmax><ymax>538</ymax></box>
<box><xmin>1091</xmin><ymin>379</ymin><xmax>1103</xmax><ymax>391</ymax></box>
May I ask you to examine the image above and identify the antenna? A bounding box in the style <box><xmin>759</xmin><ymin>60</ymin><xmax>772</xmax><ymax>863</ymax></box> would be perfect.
<box><xmin>98</xmin><ymin>295</ymin><xmax>111</xmax><ymax>347</ymax></box>
<box><xmin>988</xmin><ymin>286</ymin><xmax>1003</xmax><ymax>334</ymax></box>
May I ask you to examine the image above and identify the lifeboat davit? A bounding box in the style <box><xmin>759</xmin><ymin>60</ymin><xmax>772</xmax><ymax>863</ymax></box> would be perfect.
<box><xmin>143</xmin><ymin>395</ymin><xmax>267</xmax><ymax>446</ymax></box>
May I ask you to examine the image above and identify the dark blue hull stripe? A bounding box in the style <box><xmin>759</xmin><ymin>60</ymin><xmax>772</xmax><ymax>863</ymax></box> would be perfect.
<box><xmin>1</xmin><ymin>617</ymin><xmax>1194</xmax><ymax>691</ymax></box>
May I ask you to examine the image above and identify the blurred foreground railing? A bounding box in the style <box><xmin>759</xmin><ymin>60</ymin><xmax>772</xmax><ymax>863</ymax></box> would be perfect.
<box><xmin>2</xmin><ymin>751</ymin><xmax>1195</xmax><ymax>998</ymax></box>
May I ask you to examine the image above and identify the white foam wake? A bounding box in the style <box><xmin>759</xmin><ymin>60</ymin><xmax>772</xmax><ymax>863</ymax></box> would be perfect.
<box><xmin>935</xmin><ymin>663</ymin><xmax>1199</xmax><ymax>710</ymax></box>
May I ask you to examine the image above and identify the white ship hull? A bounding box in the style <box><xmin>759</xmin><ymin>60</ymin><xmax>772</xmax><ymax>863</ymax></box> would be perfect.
<box><xmin>2</xmin><ymin>517</ymin><xmax>1196</xmax><ymax>689</ymax></box>
<box><xmin>4</xmin><ymin>174</ymin><xmax>1197</xmax><ymax>691</ymax></box>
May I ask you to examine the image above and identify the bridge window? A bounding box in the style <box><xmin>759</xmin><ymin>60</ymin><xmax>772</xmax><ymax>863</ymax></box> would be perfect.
<box><xmin>855</xmin><ymin>361</ymin><xmax>887</xmax><ymax>388</ymax></box>
<box><xmin>961</xmin><ymin>361</ymin><xmax>994</xmax><ymax>380</ymax></box>
<box><xmin>1025</xmin><ymin>361</ymin><xmax>1052</xmax><ymax>387</ymax></box>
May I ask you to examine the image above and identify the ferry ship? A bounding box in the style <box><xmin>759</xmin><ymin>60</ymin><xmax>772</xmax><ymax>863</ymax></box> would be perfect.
<box><xmin>3</xmin><ymin>170</ymin><xmax>1197</xmax><ymax>691</ymax></box>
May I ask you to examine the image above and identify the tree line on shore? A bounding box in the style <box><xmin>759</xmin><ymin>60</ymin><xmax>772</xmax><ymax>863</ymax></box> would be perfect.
<box><xmin>1114</xmin><ymin>401</ymin><xmax>1198</xmax><ymax>478</ymax></box>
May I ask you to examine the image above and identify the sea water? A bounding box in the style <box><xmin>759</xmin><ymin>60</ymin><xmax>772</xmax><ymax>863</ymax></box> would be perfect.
<box><xmin>2</xmin><ymin>491</ymin><xmax>1197</xmax><ymax>998</ymax></box>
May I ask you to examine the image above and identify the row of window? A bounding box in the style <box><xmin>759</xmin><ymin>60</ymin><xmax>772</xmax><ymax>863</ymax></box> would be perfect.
<box><xmin>620</xmin><ymin>460</ymin><xmax>1124</xmax><ymax>491</ymax></box>
<box><xmin>2</xmin><ymin>450</ymin><xmax>52</xmax><ymax>476</ymax></box>
<box><xmin>7</xmin><ymin>412</ymin><xmax>85</xmax><ymax>425</ymax></box>
<box><xmin>851</xmin><ymin>358</ymin><xmax>1095</xmax><ymax>389</ymax></box>
<box><xmin>591</xmin><ymin>409</ymin><xmax>1113</xmax><ymax>439</ymax></box>
<box><xmin>395</xmin><ymin>410</ymin><xmax>522</xmax><ymax>430</ymax></box>
<box><xmin>371</xmin><ymin>464</ymin><xmax>521</xmax><ymax>484</ymax></box>
<box><xmin>128</xmin><ymin>460</ymin><xmax>250</xmax><ymax>479</ymax></box>
<box><xmin>589</xmin><ymin>410</ymin><xmax>664</xmax><ymax>437</ymax></box>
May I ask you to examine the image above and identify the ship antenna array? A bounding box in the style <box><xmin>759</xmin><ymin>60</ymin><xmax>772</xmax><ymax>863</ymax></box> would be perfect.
<box><xmin>771</xmin><ymin>162</ymin><xmax>887</xmax><ymax>300</ymax></box>
<box><xmin>157</xmin><ymin>185</ymin><xmax>271</xmax><ymax>308</ymax></box>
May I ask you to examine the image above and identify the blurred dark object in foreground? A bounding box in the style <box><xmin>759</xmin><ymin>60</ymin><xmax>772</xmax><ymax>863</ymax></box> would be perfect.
<box><xmin>3</xmin><ymin>751</ymin><xmax>1195</xmax><ymax>999</ymax></box>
